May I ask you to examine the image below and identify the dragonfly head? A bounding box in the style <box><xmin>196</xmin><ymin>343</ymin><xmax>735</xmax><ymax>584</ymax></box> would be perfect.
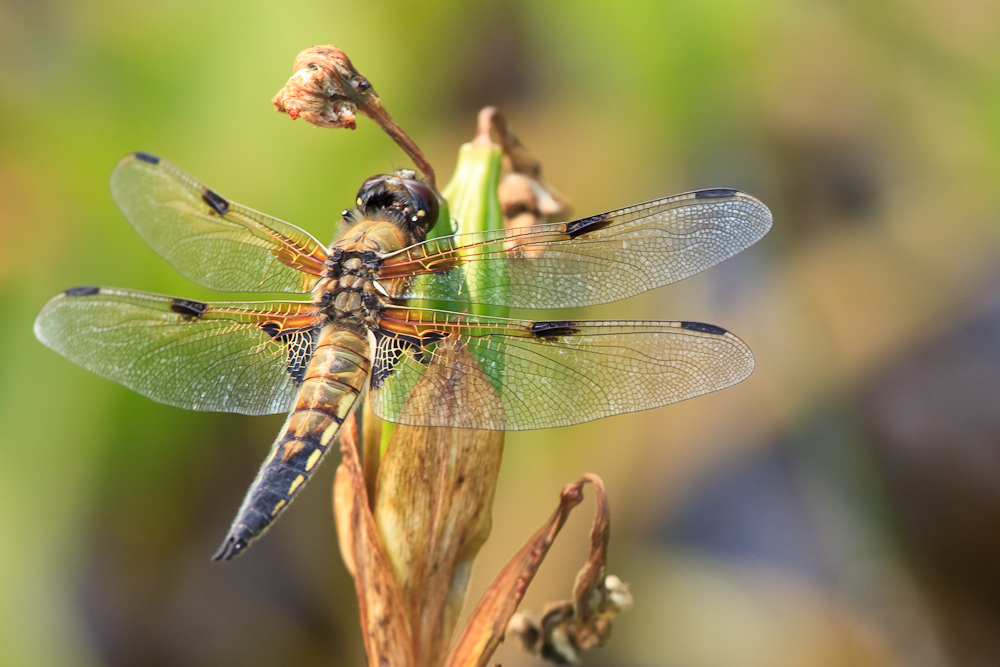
<box><xmin>349</xmin><ymin>170</ymin><xmax>440</xmax><ymax>235</ymax></box>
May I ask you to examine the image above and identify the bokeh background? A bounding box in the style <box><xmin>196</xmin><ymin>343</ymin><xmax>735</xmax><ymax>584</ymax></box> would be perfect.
<box><xmin>3</xmin><ymin>1</ymin><xmax>1000</xmax><ymax>665</ymax></box>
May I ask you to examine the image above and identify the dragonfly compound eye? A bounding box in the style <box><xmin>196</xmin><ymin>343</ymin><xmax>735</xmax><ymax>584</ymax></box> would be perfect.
<box><xmin>399</xmin><ymin>179</ymin><xmax>439</xmax><ymax>232</ymax></box>
<box><xmin>356</xmin><ymin>174</ymin><xmax>387</xmax><ymax>210</ymax></box>
<box><xmin>354</xmin><ymin>173</ymin><xmax>440</xmax><ymax>232</ymax></box>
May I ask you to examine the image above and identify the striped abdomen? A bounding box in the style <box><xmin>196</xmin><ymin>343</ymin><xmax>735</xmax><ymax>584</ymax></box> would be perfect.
<box><xmin>214</xmin><ymin>324</ymin><xmax>371</xmax><ymax>560</ymax></box>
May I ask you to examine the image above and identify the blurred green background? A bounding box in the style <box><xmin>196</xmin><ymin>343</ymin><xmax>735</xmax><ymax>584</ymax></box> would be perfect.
<box><xmin>3</xmin><ymin>1</ymin><xmax>1000</xmax><ymax>665</ymax></box>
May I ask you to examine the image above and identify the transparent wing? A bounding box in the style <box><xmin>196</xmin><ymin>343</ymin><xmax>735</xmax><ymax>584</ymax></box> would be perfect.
<box><xmin>111</xmin><ymin>152</ymin><xmax>328</xmax><ymax>293</ymax></box>
<box><xmin>34</xmin><ymin>286</ymin><xmax>321</xmax><ymax>415</ymax></box>
<box><xmin>368</xmin><ymin>306</ymin><xmax>754</xmax><ymax>430</ymax></box>
<box><xmin>376</xmin><ymin>189</ymin><xmax>771</xmax><ymax>309</ymax></box>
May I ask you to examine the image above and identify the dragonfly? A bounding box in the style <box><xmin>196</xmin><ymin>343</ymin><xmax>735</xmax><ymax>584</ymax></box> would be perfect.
<box><xmin>34</xmin><ymin>152</ymin><xmax>771</xmax><ymax>560</ymax></box>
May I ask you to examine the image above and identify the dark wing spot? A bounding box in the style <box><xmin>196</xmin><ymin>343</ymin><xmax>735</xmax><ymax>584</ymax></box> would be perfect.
<box><xmin>202</xmin><ymin>188</ymin><xmax>230</xmax><ymax>215</ymax></box>
<box><xmin>259</xmin><ymin>322</ymin><xmax>281</xmax><ymax>338</ymax></box>
<box><xmin>64</xmin><ymin>286</ymin><xmax>100</xmax><ymax>297</ymax></box>
<box><xmin>259</xmin><ymin>324</ymin><xmax>317</xmax><ymax>384</ymax></box>
<box><xmin>694</xmin><ymin>188</ymin><xmax>738</xmax><ymax>200</ymax></box>
<box><xmin>169</xmin><ymin>298</ymin><xmax>208</xmax><ymax>318</ymax></box>
<box><xmin>134</xmin><ymin>151</ymin><xmax>160</xmax><ymax>165</ymax></box>
<box><xmin>564</xmin><ymin>212</ymin><xmax>612</xmax><ymax>238</ymax></box>
<box><xmin>420</xmin><ymin>331</ymin><xmax>447</xmax><ymax>346</ymax></box>
<box><xmin>529</xmin><ymin>320</ymin><xmax>581</xmax><ymax>338</ymax></box>
<box><xmin>680</xmin><ymin>321</ymin><xmax>728</xmax><ymax>335</ymax></box>
<box><xmin>371</xmin><ymin>334</ymin><xmax>404</xmax><ymax>389</ymax></box>
<box><xmin>283</xmin><ymin>328</ymin><xmax>317</xmax><ymax>384</ymax></box>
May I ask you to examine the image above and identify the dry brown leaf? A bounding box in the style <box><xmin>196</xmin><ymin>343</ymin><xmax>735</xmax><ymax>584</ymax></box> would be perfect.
<box><xmin>444</xmin><ymin>478</ymin><xmax>592</xmax><ymax>667</ymax></box>
<box><xmin>361</xmin><ymin>399</ymin><xmax>383</xmax><ymax>508</ymax></box>
<box><xmin>570</xmin><ymin>473</ymin><xmax>614</xmax><ymax>648</ymax></box>
<box><xmin>334</xmin><ymin>415</ymin><xmax>417</xmax><ymax>667</ymax></box>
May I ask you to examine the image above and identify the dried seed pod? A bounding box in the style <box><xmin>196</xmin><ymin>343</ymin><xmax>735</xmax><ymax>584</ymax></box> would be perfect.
<box><xmin>504</xmin><ymin>475</ymin><xmax>633</xmax><ymax>665</ymax></box>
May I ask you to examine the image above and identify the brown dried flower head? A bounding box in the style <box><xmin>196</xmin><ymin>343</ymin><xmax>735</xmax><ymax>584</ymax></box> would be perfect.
<box><xmin>272</xmin><ymin>45</ymin><xmax>436</xmax><ymax>186</ymax></box>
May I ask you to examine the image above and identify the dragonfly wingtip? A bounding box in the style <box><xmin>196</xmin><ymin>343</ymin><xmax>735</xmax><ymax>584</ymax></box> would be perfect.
<box><xmin>133</xmin><ymin>151</ymin><xmax>161</xmax><ymax>165</ymax></box>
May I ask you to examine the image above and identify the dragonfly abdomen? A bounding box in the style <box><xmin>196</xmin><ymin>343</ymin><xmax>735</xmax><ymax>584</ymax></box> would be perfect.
<box><xmin>213</xmin><ymin>325</ymin><xmax>371</xmax><ymax>561</ymax></box>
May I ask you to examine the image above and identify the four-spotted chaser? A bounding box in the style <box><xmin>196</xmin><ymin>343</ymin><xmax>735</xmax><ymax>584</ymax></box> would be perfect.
<box><xmin>34</xmin><ymin>152</ymin><xmax>771</xmax><ymax>560</ymax></box>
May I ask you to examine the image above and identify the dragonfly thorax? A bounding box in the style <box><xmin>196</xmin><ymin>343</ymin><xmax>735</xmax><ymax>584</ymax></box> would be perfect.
<box><xmin>315</xmin><ymin>265</ymin><xmax>383</xmax><ymax>328</ymax></box>
<box><xmin>319</xmin><ymin>219</ymin><xmax>414</xmax><ymax>327</ymax></box>
<box><xmin>317</xmin><ymin>272</ymin><xmax>380</xmax><ymax>323</ymax></box>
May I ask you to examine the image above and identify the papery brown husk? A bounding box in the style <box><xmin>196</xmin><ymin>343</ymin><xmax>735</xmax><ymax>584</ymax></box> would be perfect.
<box><xmin>334</xmin><ymin>339</ymin><xmax>506</xmax><ymax>667</ymax></box>
<box><xmin>374</xmin><ymin>339</ymin><xmax>505</xmax><ymax>667</ymax></box>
